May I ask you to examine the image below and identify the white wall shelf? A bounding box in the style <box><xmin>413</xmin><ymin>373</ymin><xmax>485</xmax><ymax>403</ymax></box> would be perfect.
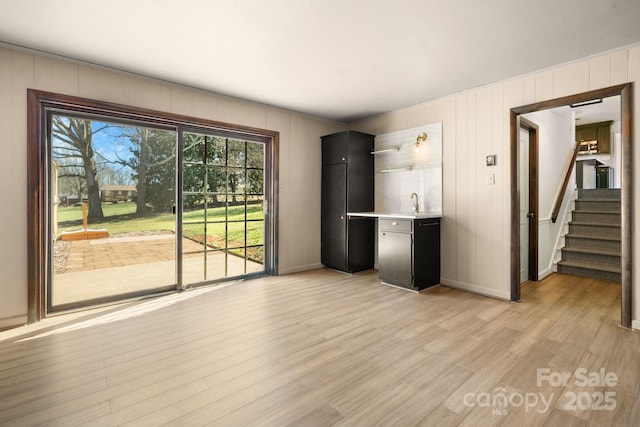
<box><xmin>370</xmin><ymin>146</ymin><xmax>399</xmax><ymax>155</ymax></box>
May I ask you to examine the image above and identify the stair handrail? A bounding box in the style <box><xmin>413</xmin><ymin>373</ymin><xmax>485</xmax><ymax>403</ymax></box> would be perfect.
<box><xmin>552</xmin><ymin>140</ymin><xmax>582</xmax><ymax>223</ymax></box>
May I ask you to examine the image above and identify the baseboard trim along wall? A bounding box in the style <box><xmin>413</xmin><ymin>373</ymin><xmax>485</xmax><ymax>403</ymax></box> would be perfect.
<box><xmin>440</xmin><ymin>278</ymin><xmax>511</xmax><ymax>301</ymax></box>
<box><xmin>538</xmin><ymin>267</ymin><xmax>554</xmax><ymax>281</ymax></box>
<box><xmin>279</xmin><ymin>263</ymin><xmax>325</xmax><ymax>275</ymax></box>
<box><xmin>0</xmin><ymin>314</ymin><xmax>27</xmax><ymax>331</ymax></box>
<box><xmin>632</xmin><ymin>320</ymin><xmax>640</xmax><ymax>331</ymax></box>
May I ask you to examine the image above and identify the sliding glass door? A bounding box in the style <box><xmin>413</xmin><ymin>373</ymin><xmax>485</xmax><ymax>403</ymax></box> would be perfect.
<box><xmin>50</xmin><ymin>114</ymin><xmax>178</xmax><ymax>309</ymax></box>
<box><xmin>31</xmin><ymin>90</ymin><xmax>277</xmax><ymax>319</ymax></box>
<box><xmin>181</xmin><ymin>131</ymin><xmax>266</xmax><ymax>285</ymax></box>
<box><xmin>50</xmin><ymin>123</ymin><xmax>268</xmax><ymax>309</ymax></box>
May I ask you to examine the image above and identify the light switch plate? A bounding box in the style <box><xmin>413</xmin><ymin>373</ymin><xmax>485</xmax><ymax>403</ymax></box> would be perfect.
<box><xmin>486</xmin><ymin>155</ymin><xmax>496</xmax><ymax>166</ymax></box>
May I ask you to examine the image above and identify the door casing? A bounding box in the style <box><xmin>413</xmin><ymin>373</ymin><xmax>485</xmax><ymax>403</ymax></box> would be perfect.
<box><xmin>510</xmin><ymin>84</ymin><xmax>632</xmax><ymax>329</ymax></box>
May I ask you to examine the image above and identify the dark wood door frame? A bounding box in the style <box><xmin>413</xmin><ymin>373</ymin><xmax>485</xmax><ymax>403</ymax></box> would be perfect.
<box><xmin>510</xmin><ymin>83</ymin><xmax>633</xmax><ymax>329</ymax></box>
<box><xmin>519</xmin><ymin>117</ymin><xmax>539</xmax><ymax>282</ymax></box>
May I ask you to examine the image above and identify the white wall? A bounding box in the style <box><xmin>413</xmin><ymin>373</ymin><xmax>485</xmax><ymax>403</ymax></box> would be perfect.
<box><xmin>527</xmin><ymin>109</ymin><xmax>575</xmax><ymax>217</ymax></box>
<box><xmin>374</xmin><ymin>122</ymin><xmax>443</xmax><ymax>214</ymax></box>
<box><xmin>0</xmin><ymin>46</ymin><xmax>347</xmax><ymax>328</ymax></box>
<box><xmin>522</xmin><ymin>108</ymin><xmax>575</xmax><ymax>278</ymax></box>
<box><xmin>352</xmin><ymin>44</ymin><xmax>640</xmax><ymax>329</ymax></box>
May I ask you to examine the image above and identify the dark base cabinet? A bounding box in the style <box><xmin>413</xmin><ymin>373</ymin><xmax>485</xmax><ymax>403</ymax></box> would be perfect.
<box><xmin>378</xmin><ymin>217</ymin><xmax>440</xmax><ymax>291</ymax></box>
<box><xmin>321</xmin><ymin>131</ymin><xmax>375</xmax><ymax>273</ymax></box>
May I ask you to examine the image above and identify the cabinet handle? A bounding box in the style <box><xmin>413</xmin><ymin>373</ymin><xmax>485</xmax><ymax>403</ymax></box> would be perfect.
<box><xmin>342</xmin><ymin>157</ymin><xmax>346</xmax><ymax>161</ymax></box>
<box><xmin>340</xmin><ymin>216</ymin><xmax>344</xmax><ymax>220</ymax></box>
<box><xmin>418</xmin><ymin>222</ymin><xmax>439</xmax><ymax>227</ymax></box>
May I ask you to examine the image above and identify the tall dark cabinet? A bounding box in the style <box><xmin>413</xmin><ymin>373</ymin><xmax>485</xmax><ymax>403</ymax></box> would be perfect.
<box><xmin>321</xmin><ymin>131</ymin><xmax>375</xmax><ymax>273</ymax></box>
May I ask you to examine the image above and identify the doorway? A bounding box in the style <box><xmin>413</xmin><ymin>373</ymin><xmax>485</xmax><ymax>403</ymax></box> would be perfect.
<box><xmin>510</xmin><ymin>84</ymin><xmax>632</xmax><ymax>328</ymax></box>
<box><xmin>28</xmin><ymin>90</ymin><xmax>279</xmax><ymax>321</ymax></box>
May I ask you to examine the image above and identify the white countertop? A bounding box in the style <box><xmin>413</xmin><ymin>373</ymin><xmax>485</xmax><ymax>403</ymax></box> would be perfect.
<box><xmin>347</xmin><ymin>211</ymin><xmax>442</xmax><ymax>219</ymax></box>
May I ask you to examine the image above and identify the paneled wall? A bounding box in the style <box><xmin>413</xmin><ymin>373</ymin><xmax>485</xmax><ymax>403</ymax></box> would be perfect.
<box><xmin>352</xmin><ymin>45</ymin><xmax>640</xmax><ymax>329</ymax></box>
<box><xmin>0</xmin><ymin>46</ymin><xmax>347</xmax><ymax>328</ymax></box>
<box><xmin>2</xmin><ymin>43</ymin><xmax>640</xmax><ymax>330</ymax></box>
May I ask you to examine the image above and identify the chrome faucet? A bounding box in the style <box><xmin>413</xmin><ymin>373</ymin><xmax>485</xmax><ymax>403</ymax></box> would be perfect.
<box><xmin>411</xmin><ymin>192</ymin><xmax>419</xmax><ymax>213</ymax></box>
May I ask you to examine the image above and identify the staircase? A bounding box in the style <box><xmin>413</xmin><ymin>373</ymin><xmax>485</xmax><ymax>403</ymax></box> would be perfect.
<box><xmin>557</xmin><ymin>188</ymin><xmax>621</xmax><ymax>282</ymax></box>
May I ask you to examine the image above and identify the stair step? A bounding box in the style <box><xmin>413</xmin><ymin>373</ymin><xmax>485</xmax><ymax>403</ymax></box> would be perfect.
<box><xmin>565</xmin><ymin>233</ymin><xmax>620</xmax><ymax>241</ymax></box>
<box><xmin>562</xmin><ymin>246</ymin><xmax>620</xmax><ymax>256</ymax></box>
<box><xmin>569</xmin><ymin>222</ymin><xmax>620</xmax><ymax>237</ymax></box>
<box><xmin>557</xmin><ymin>260</ymin><xmax>621</xmax><ymax>273</ymax></box>
<box><xmin>565</xmin><ymin>234</ymin><xmax>621</xmax><ymax>252</ymax></box>
<box><xmin>571</xmin><ymin>211</ymin><xmax>620</xmax><ymax>224</ymax></box>
<box><xmin>574</xmin><ymin>200</ymin><xmax>621</xmax><ymax>212</ymax></box>
<box><xmin>561</xmin><ymin>247</ymin><xmax>621</xmax><ymax>266</ymax></box>
<box><xmin>557</xmin><ymin>261</ymin><xmax>621</xmax><ymax>282</ymax></box>
<box><xmin>578</xmin><ymin>189</ymin><xmax>621</xmax><ymax>200</ymax></box>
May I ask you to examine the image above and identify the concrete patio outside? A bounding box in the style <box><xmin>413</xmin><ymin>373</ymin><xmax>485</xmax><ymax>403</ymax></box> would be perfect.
<box><xmin>53</xmin><ymin>233</ymin><xmax>263</xmax><ymax>305</ymax></box>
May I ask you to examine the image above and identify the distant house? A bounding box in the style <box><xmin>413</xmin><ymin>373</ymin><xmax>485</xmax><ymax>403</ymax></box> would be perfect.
<box><xmin>100</xmin><ymin>185</ymin><xmax>137</xmax><ymax>203</ymax></box>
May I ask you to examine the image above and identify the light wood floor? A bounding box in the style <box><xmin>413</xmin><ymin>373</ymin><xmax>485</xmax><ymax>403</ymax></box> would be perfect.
<box><xmin>1</xmin><ymin>269</ymin><xmax>638</xmax><ymax>426</ymax></box>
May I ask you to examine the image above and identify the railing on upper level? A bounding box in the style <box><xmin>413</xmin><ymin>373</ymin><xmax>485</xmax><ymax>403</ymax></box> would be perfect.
<box><xmin>551</xmin><ymin>140</ymin><xmax>582</xmax><ymax>223</ymax></box>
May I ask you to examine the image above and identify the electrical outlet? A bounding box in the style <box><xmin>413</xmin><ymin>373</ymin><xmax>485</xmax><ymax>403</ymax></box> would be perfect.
<box><xmin>488</xmin><ymin>173</ymin><xmax>495</xmax><ymax>185</ymax></box>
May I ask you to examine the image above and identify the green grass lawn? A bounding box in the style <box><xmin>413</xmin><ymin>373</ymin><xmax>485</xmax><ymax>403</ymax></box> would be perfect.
<box><xmin>57</xmin><ymin>202</ymin><xmax>138</xmax><ymax>223</ymax></box>
<box><xmin>57</xmin><ymin>202</ymin><xmax>264</xmax><ymax>259</ymax></box>
<box><xmin>58</xmin><ymin>202</ymin><xmax>175</xmax><ymax>235</ymax></box>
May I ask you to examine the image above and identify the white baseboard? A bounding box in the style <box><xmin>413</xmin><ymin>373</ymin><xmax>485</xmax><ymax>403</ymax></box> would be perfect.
<box><xmin>440</xmin><ymin>278</ymin><xmax>511</xmax><ymax>301</ymax></box>
<box><xmin>538</xmin><ymin>267</ymin><xmax>554</xmax><ymax>280</ymax></box>
<box><xmin>278</xmin><ymin>263</ymin><xmax>324</xmax><ymax>275</ymax></box>
<box><xmin>632</xmin><ymin>320</ymin><xmax>640</xmax><ymax>331</ymax></box>
<box><xmin>0</xmin><ymin>314</ymin><xmax>27</xmax><ymax>331</ymax></box>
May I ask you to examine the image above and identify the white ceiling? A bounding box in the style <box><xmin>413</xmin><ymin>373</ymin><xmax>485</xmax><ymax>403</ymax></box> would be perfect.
<box><xmin>572</xmin><ymin>96</ymin><xmax>621</xmax><ymax>126</ymax></box>
<box><xmin>2</xmin><ymin>0</ymin><xmax>640</xmax><ymax>122</ymax></box>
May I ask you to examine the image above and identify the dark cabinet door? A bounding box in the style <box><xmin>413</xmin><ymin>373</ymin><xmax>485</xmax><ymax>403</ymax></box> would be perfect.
<box><xmin>578</xmin><ymin>127</ymin><xmax>597</xmax><ymax>141</ymax></box>
<box><xmin>413</xmin><ymin>219</ymin><xmax>441</xmax><ymax>288</ymax></box>
<box><xmin>321</xmin><ymin>163</ymin><xmax>347</xmax><ymax>271</ymax></box>
<box><xmin>347</xmin><ymin>151</ymin><xmax>374</xmax><ymax>212</ymax></box>
<box><xmin>597</xmin><ymin>125</ymin><xmax>611</xmax><ymax>153</ymax></box>
<box><xmin>347</xmin><ymin>217</ymin><xmax>375</xmax><ymax>272</ymax></box>
<box><xmin>322</xmin><ymin>132</ymin><xmax>348</xmax><ymax>165</ymax></box>
<box><xmin>378</xmin><ymin>231</ymin><xmax>412</xmax><ymax>287</ymax></box>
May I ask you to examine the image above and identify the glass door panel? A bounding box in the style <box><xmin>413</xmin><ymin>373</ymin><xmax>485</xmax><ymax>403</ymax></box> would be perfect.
<box><xmin>50</xmin><ymin>115</ymin><xmax>177</xmax><ymax>309</ymax></box>
<box><xmin>181</xmin><ymin>132</ymin><xmax>265</xmax><ymax>285</ymax></box>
